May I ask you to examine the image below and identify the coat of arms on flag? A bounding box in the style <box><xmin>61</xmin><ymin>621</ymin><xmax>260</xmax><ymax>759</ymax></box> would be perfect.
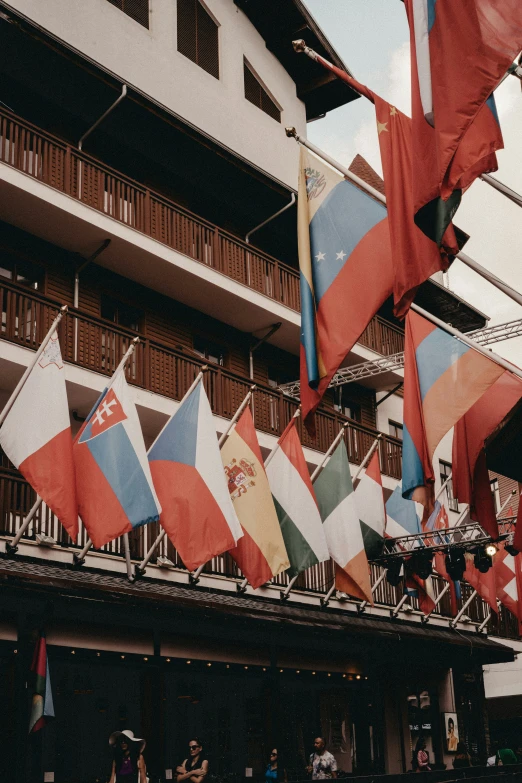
<box><xmin>225</xmin><ymin>458</ymin><xmax>256</xmax><ymax>500</ymax></box>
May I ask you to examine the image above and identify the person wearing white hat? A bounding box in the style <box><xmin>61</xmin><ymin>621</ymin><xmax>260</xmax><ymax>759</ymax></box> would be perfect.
<box><xmin>109</xmin><ymin>729</ymin><xmax>147</xmax><ymax>783</ymax></box>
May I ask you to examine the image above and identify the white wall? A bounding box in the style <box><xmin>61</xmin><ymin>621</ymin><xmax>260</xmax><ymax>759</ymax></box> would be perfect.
<box><xmin>483</xmin><ymin>638</ymin><xmax>522</xmax><ymax>699</ymax></box>
<box><xmin>8</xmin><ymin>0</ymin><xmax>305</xmax><ymax>187</ymax></box>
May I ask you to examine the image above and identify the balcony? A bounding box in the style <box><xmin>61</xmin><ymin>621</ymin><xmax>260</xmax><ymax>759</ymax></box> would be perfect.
<box><xmin>0</xmin><ymin>108</ymin><xmax>405</xmax><ymax>361</ymax></box>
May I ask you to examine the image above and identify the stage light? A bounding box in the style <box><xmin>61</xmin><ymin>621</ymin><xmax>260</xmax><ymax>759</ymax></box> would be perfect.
<box><xmin>474</xmin><ymin>547</ymin><xmax>493</xmax><ymax>573</ymax></box>
<box><xmin>485</xmin><ymin>543</ymin><xmax>498</xmax><ymax>557</ymax></box>
<box><xmin>411</xmin><ymin>550</ymin><xmax>433</xmax><ymax>580</ymax></box>
<box><xmin>506</xmin><ymin>544</ymin><xmax>520</xmax><ymax>557</ymax></box>
<box><xmin>445</xmin><ymin>547</ymin><xmax>466</xmax><ymax>581</ymax></box>
<box><xmin>385</xmin><ymin>558</ymin><xmax>402</xmax><ymax>586</ymax></box>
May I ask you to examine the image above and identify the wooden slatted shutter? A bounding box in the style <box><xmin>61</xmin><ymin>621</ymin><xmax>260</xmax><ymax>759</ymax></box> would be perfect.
<box><xmin>106</xmin><ymin>0</ymin><xmax>149</xmax><ymax>29</ymax></box>
<box><xmin>177</xmin><ymin>0</ymin><xmax>219</xmax><ymax>80</ymax></box>
<box><xmin>244</xmin><ymin>61</ymin><xmax>281</xmax><ymax>122</ymax></box>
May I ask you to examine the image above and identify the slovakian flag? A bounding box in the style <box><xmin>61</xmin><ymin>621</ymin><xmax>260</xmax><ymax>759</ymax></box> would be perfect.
<box><xmin>221</xmin><ymin>407</ymin><xmax>288</xmax><ymax>588</ymax></box>
<box><xmin>314</xmin><ymin>440</ymin><xmax>372</xmax><ymax>603</ymax></box>
<box><xmin>74</xmin><ymin>371</ymin><xmax>161</xmax><ymax>549</ymax></box>
<box><xmin>266</xmin><ymin>419</ymin><xmax>329</xmax><ymax>577</ymax></box>
<box><xmin>149</xmin><ymin>379</ymin><xmax>242</xmax><ymax>571</ymax></box>
<box><xmin>464</xmin><ymin>552</ymin><xmax>498</xmax><ymax>613</ymax></box>
<box><xmin>385</xmin><ymin>484</ymin><xmax>423</xmax><ymax>540</ymax></box>
<box><xmin>298</xmin><ymin>145</ymin><xmax>394</xmax><ymax>431</ymax></box>
<box><xmin>494</xmin><ymin>542</ymin><xmax>522</xmax><ymax>634</ymax></box>
<box><xmin>402</xmin><ymin>310</ymin><xmax>504</xmax><ymax>511</ymax></box>
<box><xmin>354</xmin><ymin>450</ymin><xmax>386</xmax><ymax>560</ymax></box>
<box><xmin>0</xmin><ymin>331</ymin><xmax>78</xmax><ymax>540</ymax></box>
<box><xmin>453</xmin><ymin>372</ymin><xmax>522</xmax><ymax>540</ymax></box>
<box><xmin>311</xmin><ymin>56</ymin><xmax>459</xmax><ymax>316</ymax></box>
<box><xmin>29</xmin><ymin>632</ymin><xmax>54</xmax><ymax>733</ymax></box>
<box><xmin>403</xmin><ymin>0</ymin><xmax>522</xmax><ymax>246</ymax></box>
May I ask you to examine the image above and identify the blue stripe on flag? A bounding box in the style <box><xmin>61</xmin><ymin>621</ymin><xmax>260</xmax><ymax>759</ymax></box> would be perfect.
<box><xmin>87</xmin><ymin>423</ymin><xmax>159</xmax><ymax>527</ymax></box>
<box><xmin>415</xmin><ymin>328</ymin><xmax>469</xmax><ymax>401</ymax></box>
<box><xmin>148</xmin><ymin>382</ymin><xmax>200</xmax><ymax>466</ymax></box>
<box><xmin>485</xmin><ymin>93</ymin><xmax>500</xmax><ymax>126</ymax></box>
<box><xmin>309</xmin><ymin>179</ymin><xmax>386</xmax><ymax>303</ymax></box>
<box><xmin>401</xmin><ymin>424</ymin><xmax>425</xmax><ymax>499</ymax></box>
<box><xmin>300</xmin><ymin>273</ymin><xmax>320</xmax><ymax>387</ymax></box>
<box><xmin>427</xmin><ymin>0</ymin><xmax>437</xmax><ymax>32</ymax></box>
<box><xmin>386</xmin><ymin>485</ymin><xmax>422</xmax><ymax>535</ymax></box>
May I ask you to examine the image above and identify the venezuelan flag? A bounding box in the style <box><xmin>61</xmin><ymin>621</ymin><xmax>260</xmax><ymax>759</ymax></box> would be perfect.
<box><xmin>298</xmin><ymin>146</ymin><xmax>394</xmax><ymax>432</ymax></box>
<box><xmin>402</xmin><ymin>311</ymin><xmax>504</xmax><ymax>509</ymax></box>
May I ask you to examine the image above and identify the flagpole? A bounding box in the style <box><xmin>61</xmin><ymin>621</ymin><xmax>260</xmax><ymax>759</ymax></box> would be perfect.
<box><xmin>310</xmin><ymin>422</ymin><xmax>349</xmax><ymax>483</ymax></box>
<box><xmin>292</xmin><ymin>40</ymin><xmax>522</xmax><ymax>211</ymax></box>
<box><xmin>133</xmin><ymin>368</ymin><xmax>209</xmax><ymax>579</ymax></box>
<box><xmin>5</xmin><ymin>496</ymin><xmax>44</xmax><ymax>555</ymax></box>
<box><xmin>352</xmin><ymin>435</ymin><xmax>382</xmax><ymax>483</ymax></box>
<box><xmin>123</xmin><ymin>533</ymin><xmax>133</xmax><ymax>581</ymax></box>
<box><xmin>71</xmin><ymin>337</ymin><xmax>141</xmax><ymax>567</ymax></box>
<box><xmin>357</xmin><ymin>569</ymin><xmax>387</xmax><ymax>614</ymax></box>
<box><xmin>420</xmin><ymin>582</ymin><xmax>450</xmax><ymax>624</ymax></box>
<box><xmin>237</xmin><ymin>407</ymin><xmax>302</xmax><ymax>594</ymax></box>
<box><xmin>0</xmin><ymin>305</ymin><xmax>68</xmax><ymax>428</ymax></box>
<box><xmin>284</xmin><ymin>127</ymin><xmax>522</xmax><ymax>309</ymax></box>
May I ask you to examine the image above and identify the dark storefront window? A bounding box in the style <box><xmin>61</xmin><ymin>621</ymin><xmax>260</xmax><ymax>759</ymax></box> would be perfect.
<box><xmin>406</xmin><ymin>687</ymin><xmax>441</xmax><ymax>770</ymax></box>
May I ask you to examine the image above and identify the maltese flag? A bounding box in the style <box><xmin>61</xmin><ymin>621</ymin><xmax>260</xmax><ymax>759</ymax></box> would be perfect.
<box><xmin>0</xmin><ymin>331</ymin><xmax>78</xmax><ymax>540</ymax></box>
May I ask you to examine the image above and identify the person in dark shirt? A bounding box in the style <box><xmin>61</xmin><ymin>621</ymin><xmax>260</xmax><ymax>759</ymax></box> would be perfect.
<box><xmin>453</xmin><ymin>742</ymin><xmax>471</xmax><ymax>769</ymax></box>
<box><xmin>177</xmin><ymin>737</ymin><xmax>209</xmax><ymax>783</ymax></box>
<box><xmin>109</xmin><ymin>729</ymin><xmax>146</xmax><ymax>783</ymax></box>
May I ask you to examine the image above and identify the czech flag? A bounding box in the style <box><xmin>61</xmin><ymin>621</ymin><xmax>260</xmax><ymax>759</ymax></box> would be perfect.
<box><xmin>402</xmin><ymin>311</ymin><xmax>504</xmax><ymax>511</ymax></box>
<box><xmin>74</xmin><ymin>371</ymin><xmax>161</xmax><ymax>549</ymax></box>
<box><xmin>0</xmin><ymin>331</ymin><xmax>78</xmax><ymax>540</ymax></box>
<box><xmin>29</xmin><ymin>632</ymin><xmax>54</xmax><ymax>733</ymax></box>
<box><xmin>298</xmin><ymin>145</ymin><xmax>394</xmax><ymax>431</ymax></box>
<box><xmin>403</xmin><ymin>0</ymin><xmax>522</xmax><ymax>246</ymax></box>
<box><xmin>149</xmin><ymin>378</ymin><xmax>242</xmax><ymax>571</ymax></box>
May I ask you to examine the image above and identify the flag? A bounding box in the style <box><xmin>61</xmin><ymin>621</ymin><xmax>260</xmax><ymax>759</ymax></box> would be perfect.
<box><xmin>266</xmin><ymin>419</ymin><xmax>329</xmax><ymax>577</ymax></box>
<box><xmin>402</xmin><ymin>310</ymin><xmax>504</xmax><ymax>510</ymax></box>
<box><xmin>311</xmin><ymin>56</ymin><xmax>459</xmax><ymax>316</ymax></box>
<box><xmin>29</xmin><ymin>632</ymin><xmax>54</xmax><ymax>733</ymax></box>
<box><xmin>427</xmin><ymin>494</ymin><xmax>461</xmax><ymax>615</ymax></box>
<box><xmin>515</xmin><ymin>497</ymin><xmax>522</xmax><ymax>552</ymax></box>
<box><xmin>434</xmin><ymin>550</ymin><xmax>461</xmax><ymax>617</ymax></box>
<box><xmin>74</xmin><ymin>371</ymin><xmax>161</xmax><ymax>549</ymax></box>
<box><xmin>464</xmin><ymin>552</ymin><xmax>497</xmax><ymax>613</ymax></box>
<box><xmin>354</xmin><ymin>450</ymin><xmax>386</xmax><ymax>559</ymax></box>
<box><xmin>221</xmin><ymin>407</ymin><xmax>288</xmax><ymax>588</ymax></box>
<box><xmin>298</xmin><ymin>145</ymin><xmax>394</xmax><ymax>430</ymax></box>
<box><xmin>314</xmin><ymin>440</ymin><xmax>372</xmax><ymax>603</ymax></box>
<box><xmin>0</xmin><ymin>331</ymin><xmax>78</xmax><ymax>540</ymax></box>
<box><xmin>148</xmin><ymin>379</ymin><xmax>242</xmax><ymax>572</ymax></box>
<box><xmin>494</xmin><ymin>543</ymin><xmax>522</xmax><ymax>633</ymax></box>
<box><xmin>405</xmin><ymin>569</ymin><xmax>436</xmax><ymax>616</ymax></box>
<box><xmin>403</xmin><ymin>0</ymin><xmax>522</xmax><ymax>246</ymax></box>
<box><xmin>453</xmin><ymin>372</ymin><xmax>522</xmax><ymax>539</ymax></box>
<box><xmin>385</xmin><ymin>484</ymin><xmax>422</xmax><ymax>540</ymax></box>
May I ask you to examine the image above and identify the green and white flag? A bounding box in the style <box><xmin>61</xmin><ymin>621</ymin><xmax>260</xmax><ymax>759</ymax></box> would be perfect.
<box><xmin>314</xmin><ymin>440</ymin><xmax>372</xmax><ymax>603</ymax></box>
<box><xmin>354</xmin><ymin>450</ymin><xmax>386</xmax><ymax>559</ymax></box>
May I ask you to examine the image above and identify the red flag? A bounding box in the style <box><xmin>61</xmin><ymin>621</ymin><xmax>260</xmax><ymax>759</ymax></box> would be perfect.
<box><xmin>513</xmin><ymin>490</ymin><xmax>522</xmax><ymax>552</ymax></box>
<box><xmin>494</xmin><ymin>542</ymin><xmax>522</xmax><ymax>635</ymax></box>
<box><xmin>313</xmin><ymin>56</ymin><xmax>455</xmax><ymax>318</ymax></box>
<box><xmin>405</xmin><ymin>571</ymin><xmax>436</xmax><ymax>616</ymax></box>
<box><xmin>464</xmin><ymin>553</ymin><xmax>497</xmax><ymax>613</ymax></box>
<box><xmin>403</xmin><ymin>0</ymin><xmax>522</xmax><ymax>246</ymax></box>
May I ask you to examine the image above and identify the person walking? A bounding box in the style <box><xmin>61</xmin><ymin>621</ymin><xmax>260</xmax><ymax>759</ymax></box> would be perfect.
<box><xmin>413</xmin><ymin>738</ymin><xmax>431</xmax><ymax>773</ymax></box>
<box><xmin>452</xmin><ymin>742</ymin><xmax>471</xmax><ymax>769</ymax></box>
<box><xmin>176</xmin><ymin>738</ymin><xmax>209</xmax><ymax>783</ymax></box>
<box><xmin>307</xmin><ymin>737</ymin><xmax>338</xmax><ymax>780</ymax></box>
<box><xmin>109</xmin><ymin>729</ymin><xmax>147</xmax><ymax>783</ymax></box>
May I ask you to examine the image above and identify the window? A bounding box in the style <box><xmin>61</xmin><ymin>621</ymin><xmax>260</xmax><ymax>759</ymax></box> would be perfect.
<box><xmin>106</xmin><ymin>0</ymin><xmax>149</xmax><ymax>28</ymax></box>
<box><xmin>0</xmin><ymin>254</ymin><xmax>44</xmax><ymax>290</ymax></box>
<box><xmin>333</xmin><ymin>388</ymin><xmax>361</xmax><ymax>422</ymax></box>
<box><xmin>193</xmin><ymin>337</ymin><xmax>226</xmax><ymax>366</ymax></box>
<box><xmin>177</xmin><ymin>0</ymin><xmax>219</xmax><ymax>79</ymax></box>
<box><xmin>101</xmin><ymin>295</ymin><xmax>143</xmax><ymax>331</ymax></box>
<box><xmin>244</xmin><ymin>60</ymin><xmax>281</xmax><ymax>122</ymax></box>
<box><xmin>389</xmin><ymin>420</ymin><xmax>403</xmax><ymax>441</ymax></box>
<box><xmin>490</xmin><ymin>478</ymin><xmax>501</xmax><ymax>515</ymax></box>
<box><xmin>439</xmin><ymin>460</ymin><xmax>459</xmax><ymax>513</ymax></box>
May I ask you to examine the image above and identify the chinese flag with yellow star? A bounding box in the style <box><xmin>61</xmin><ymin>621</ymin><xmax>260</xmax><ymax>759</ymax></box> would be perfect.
<box><xmin>313</xmin><ymin>56</ymin><xmax>462</xmax><ymax>318</ymax></box>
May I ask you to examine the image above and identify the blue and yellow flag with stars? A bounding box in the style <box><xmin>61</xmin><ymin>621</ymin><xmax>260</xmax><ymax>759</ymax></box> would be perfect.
<box><xmin>298</xmin><ymin>146</ymin><xmax>393</xmax><ymax>433</ymax></box>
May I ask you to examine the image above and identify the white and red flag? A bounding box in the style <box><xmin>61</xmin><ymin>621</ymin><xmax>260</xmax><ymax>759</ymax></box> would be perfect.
<box><xmin>0</xmin><ymin>331</ymin><xmax>78</xmax><ymax>540</ymax></box>
<box><xmin>494</xmin><ymin>543</ymin><xmax>522</xmax><ymax>634</ymax></box>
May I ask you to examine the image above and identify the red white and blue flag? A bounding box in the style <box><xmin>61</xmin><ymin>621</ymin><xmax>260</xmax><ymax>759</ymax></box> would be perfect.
<box><xmin>148</xmin><ymin>378</ymin><xmax>242</xmax><ymax>571</ymax></box>
<box><xmin>402</xmin><ymin>310</ymin><xmax>503</xmax><ymax>511</ymax></box>
<box><xmin>74</xmin><ymin>371</ymin><xmax>161</xmax><ymax>549</ymax></box>
<box><xmin>404</xmin><ymin>0</ymin><xmax>522</xmax><ymax>247</ymax></box>
<box><xmin>0</xmin><ymin>331</ymin><xmax>78</xmax><ymax>540</ymax></box>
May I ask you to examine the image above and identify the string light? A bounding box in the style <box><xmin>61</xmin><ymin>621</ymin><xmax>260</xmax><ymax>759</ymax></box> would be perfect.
<box><xmin>356</xmin><ymin>675</ymin><xmax>361</xmax><ymax>680</ymax></box>
<box><xmin>226</xmin><ymin>664</ymin><xmax>230</xmax><ymax>669</ymax></box>
<box><xmin>312</xmin><ymin>671</ymin><xmax>316</xmax><ymax>675</ymax></box>
<box><xmin>262</xmin><ymin>667</ymin><xmax>267</xmax><ymax>672</ymax></box>
<box><xmin>121</xmin><ymin>655</ymin><xmax>125</xmax><ymax>659</ymax></box>
<box><xmin>186</xmin><ymin>660</ymin><xmax>191</xmax><ymax>664</ymax></box>
<box><xmin>71</xmin><ymin>650</ymin><xmax>76</xmax><ymax>655</ymax></box>
<box><xmin>244</xmin><ymin>666</ymin><xmax>249</xmax><ymax>670</ymax></box>
<box><xmin>166</xmin><ymin>658</ymin><xmax>171</xmax><ymax>663</ymax></box>
<box><xmin>296</xmin><ymin>670</ymin><xmax>300</xmax><ymax>674</ymax></box>
<box><xmin>279</xmin><ymin>668</ymin><xmax>283</xmax><ymax>673</ymax></box>
<box><xmin>97</xmin><ymin>652</ymin><xmax>101</xmax><ymax>657</ymax></box>
<box><xmin>327</xmin><ymin>673</ymin><xmax>331</xmax><ymax>677</ymax></box>
<box><xmin>143</xmin><ymin>657</ymin><xmax>148</xmax><ymax>662</ymax></box>
<box><xmin>342</xmin><ymin>674</ymin><xmax>346</xmax><ymax>678</ymax></box>
<box><xmin>13</xmin><ymin>649</ymin><xmax>17</xmax><ymax>654</ymax></box>
<box><xmin>207</xmin><ymin>662</ymin><xmax>212</xmax><ymax>667</ymax></box>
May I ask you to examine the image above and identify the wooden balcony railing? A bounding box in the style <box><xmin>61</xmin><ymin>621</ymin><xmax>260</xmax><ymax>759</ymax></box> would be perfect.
<box><xmin>0</xmin><ymin>108</ymin><xmax>405</xmax><ymax>358</ymax></box>
<box><xmin>0</xmin><ymin>452</ymin><xmax>518</xmax><ymax>640</ymax></box>
<box><xmin>0</xmin><ymin>278</ymin><xmax>403</xmax><ymax>472</ymax></box>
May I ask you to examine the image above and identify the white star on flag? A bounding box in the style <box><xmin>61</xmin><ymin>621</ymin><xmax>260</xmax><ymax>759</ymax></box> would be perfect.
<box><xmin>335</xmin><ymin>251</ymin><xmax>346</xmax><ymax>261</ymax></box>
<box><xmin>315</xmin><ymin>251</ymin><xmax>326</xmax><ymax>262</ymax></box>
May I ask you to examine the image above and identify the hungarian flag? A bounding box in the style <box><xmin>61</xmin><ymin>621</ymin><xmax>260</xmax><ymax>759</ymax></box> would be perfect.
<box><xmin>29</xmin><ymin>632</ymin><xmax>54</xmax><ymax>733</ymax></box>
<box><xmin>385</xmin><ymin>484</ymin><xmax>423</xmax><ymax>539</ymax></box>
<box><xmin>313</xmin><ymin>440</ymin><xmax>372</xmax><ymax>603</ymax></box>
<box><xmin>453</xmin><ymin>372</ymin><xmax>522</xmax><ymax>540</ymax></box>
<box><xmin>0</xmin><ymin>331</ymin><xmax>78</xmax><ymax>540</ymax></box>
<box><xmin>310</xmin><ymin>55</ymin><xmax>460</xmax><ymax>317</ymax></box>
<box><xmin>266</xmin><ymin>419</ymin><xmax>329</xmax><ymax>577</ymax></box>
<box><xmin>298</xmin><ymin>145</ymin><xmax>394</xmax><ymax>431</ymax></box>
<box><xmin>403</xmin><ymin>0</ymin><xmax>522</xmax><ymax>245</ymax></box>
<box><xmin>464</xmin><ymin>552</ymin><xmax>498</xmax><ymax>613</ymax></box>
<box><xmin>221</xmin><ymin>407</ymin><xmax>289</xmax><ymax>588</ymax></box>
<box><xmin>149</xmin><ymin>379</ymin><xmax>242</xmax><ymax>571</ymax></box>
<box><xmin>74</xmin><ymin>371</ymin><xmax>161</xmax><ymax>549</ymax></box>
<box><xmin>354</xmin><ymin>450</ymin><xmax>386</xmax><ymax>559</ymax></box>
<box><xmin>494</xmin><ymin>542</ymin><xmax>522</xmax><ymax>634</ymax></box>
<box><xmin>402</xmin><ymin>310</ymin><xmax>504</xmax><ymax>512</ymax></box>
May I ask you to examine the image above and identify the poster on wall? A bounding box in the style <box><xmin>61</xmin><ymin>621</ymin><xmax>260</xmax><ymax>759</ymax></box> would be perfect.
<box><xmin>443</xmin><ymin>712</ymin><xmax>459</xmax><ymax>752</ymax></box>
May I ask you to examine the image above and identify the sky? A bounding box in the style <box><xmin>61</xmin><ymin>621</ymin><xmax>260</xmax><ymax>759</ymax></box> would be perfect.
<box><xmin>304</xmin><ymin>0</ymin><xmax>522</xmax><ymax>364</ymax></box>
